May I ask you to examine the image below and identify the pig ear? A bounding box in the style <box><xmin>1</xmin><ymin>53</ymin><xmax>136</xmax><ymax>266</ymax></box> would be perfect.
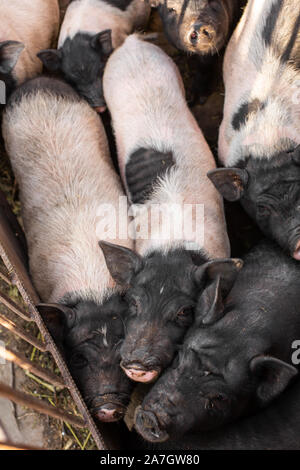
<box><xmin>207</xmin><ymin>168</ymin><xmax>249</xmax><ymax>202</ymax></box>
<box><xmin>37</xmin><ymin>49</ymin><xmax>62</xmax><ymax>72</ymax></box>
<box><xmin>196</xmin><ymin>277</ymin><xmax>224</xmax><ymax>325</ymax></box>
<box><xmin>0</xmin><ymin>41</ymin><xmax>25</xmax><ymax>74</ymax></box>
<box><xmin>36</xmin><ymin>303</ymin><xmax>75</xmax><ymax>345</ymax></box>
<box><xmin>99</xmin><ymin>241</ymin><xmax>143</xmax><ymax>287</ymax></box>
<box><xmin>91</xmin><ymin>30</ymin><xmax>113</xmax><ymax>56</ymax></box>
<box><xmin>195</xmin><ymin>258</ymin><xmax>243</xmax><ymax>325</ymax></box>
<box><xmin>194</xmin><ymin>258</ymin><xmax>243</xmax><ymax>291</ymax></box>
<box><xmin>250</xmin><ymin>355</ymin><xmax>298</xmax><ymax>406</ymax></box>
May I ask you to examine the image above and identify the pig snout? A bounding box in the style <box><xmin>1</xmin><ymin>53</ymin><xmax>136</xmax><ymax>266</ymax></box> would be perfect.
<box><xmin>94</xmin><ymin>403</ymin><xmax>126</xmax><ymax>423</ymax></box>
<box><xmin>90</xmin><ymin>396</ymin><xmax>127</xmax><ymax>423</ymax></box>
<box><xmin>120</xmin><ymin>360</ymin><xmax>160</xmax><ymax>383</ymax></box>
<box><xmin>188</xmin><ymin>23</ymin><xmax>217</xmax><ymax>50</ymax></box>
<box><xmin>94</xmin><ymin>105</ymin><xmax>107</xmax><ymax>114</ymax></box>
<box><xmin>134</xmin><ymin>406</ymin><xmax>169</xmax><ymax>443</ymax></box>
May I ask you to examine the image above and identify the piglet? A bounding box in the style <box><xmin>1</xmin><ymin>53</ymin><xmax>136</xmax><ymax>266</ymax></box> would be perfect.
<box><xmin>101</xmin><ymin>34</ymin><xmax>233</xmax><ymax>384</ymax></box>
<box><xmin>2</xmin><ymin>76</ymin><xmax>134</xmax><ymax>423</ymax></box>
<box><xmin>37</xmin><ymin>0</ymin><xmax>150</xmax><ymax>112</ymax></box>
<box><xmin>209</xmin><ymin>0</ymin><xmax>300</xmax><ymax>260</ymax></box>
<box><xmin>135</xmin><ymin>240</ymin><xmax>300</xmax><ymax>442</ymax></box>
<box><xmin>0</xmin><ymin>0</ymin><xmax>59</xmax><ymax>98</ymax></box>
<box><xmin>147</xmin><ymin>0</ymin><xmax>244</xmax><ymax>102</ymax></box>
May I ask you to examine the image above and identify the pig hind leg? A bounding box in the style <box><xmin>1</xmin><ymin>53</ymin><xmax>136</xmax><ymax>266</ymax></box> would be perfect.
<box><xmin>125</xmin><ymin>148</ymin><xmax>174</xmax><ymax>204</ymax></box>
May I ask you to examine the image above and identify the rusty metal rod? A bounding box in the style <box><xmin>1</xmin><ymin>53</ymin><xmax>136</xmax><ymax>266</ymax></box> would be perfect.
<box><xmin>0</xmin><ymin>267</ymin><xmax>11</xmax><ymax>285</ymax></box>
<box><xmin>0</xmin><ymin>441</ymin><xmax>44</xmax><ymax>450</ymax></box>
<box><xmin>0</xmin><ymin>382</ymin><xmax>86</xmax><ymax>428</ymax></box>
<box><xmin>0</xmin><ymin>345</ymin><xmax>65</xmax><ymax>389</ymax></box>
<box><xmin>0</xmin><ymin>313</ymin><xmax>46</xmax><ymax>351</ymax></box>
<box><xmin>0</xmin><ymin>291</ymin><xmax>32</xmax><ymax>321</ymax></box>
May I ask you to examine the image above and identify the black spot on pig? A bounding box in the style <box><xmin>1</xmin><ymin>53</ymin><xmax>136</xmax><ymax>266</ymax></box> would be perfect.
<box><xmin>232</xmin><ymin>99</ymin><xmax>266</xmax><ymax>131</ymax></box>
<box><xmin>37</xmin><ymin>294</ymin><xmax>133</xmax><ymax>423</ymax></box>
<box><xmin>134</xmin><ymin>241</ymin><xmax>300</xmax><ymax>442</ymax></box>
<box><xmin>262</xmin><ymin>0</ymin><xmax>284</xmax><ymax>46</ymax></box>
<box><xmin>37</xmin><ymin>30</ymin><xmax>113</xmax><ymax>111</ymax></box>
<box><xmin>0</xmin><ymin>41</ymin><xmax>25</xmax><ymax>100</ymax></box>
<box><xmin>102</xmin><ymin>0</ymin><xmax>134</xmax><ymax>11</ymax></box>
<box><xmin>208</xmin><ymin>146</ymin><xmax>300</xmax><ymax>260</ymax></box>
<box><xmin>99</xmin><ymin>241</ymin><xmax>242</xmax><ymax>384</ymax></box>
<box><xmin>281</xmin><ymin>11</ymin><xmax>300</xmax><ymax>64</ymax></box>
<box><xmin>126</xmin><ymin>148</ymin><xmax>174</xmax><ymax>204</ymax></box>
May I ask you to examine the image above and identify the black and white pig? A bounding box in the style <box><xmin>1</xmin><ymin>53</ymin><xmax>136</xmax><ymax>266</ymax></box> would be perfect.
<box><xmin>2</xmin><ymin>76</ymin><xmax>135</xmax><ymax>423</ymax></box>
<box><xmin>101</xmin><ymin>34</ymin><xmax>235</xmax><ymax>385</ymax></box>
<box><xmin>37</xmin><ymin>0</ymin><xmax>150</xmax><ymax>112</ymax></box>
<box><xmin>134</xmin><ymin>240</ymin><xmax>300</xmax><ymax>443</ymax></box>
<box><xmin>209</xmin><ymin>0</ymin><xmax>300</xmax><ymax>260</ymax></box>
<box><xmin>0</xmin><ymin>0</ymin><xmax>59</xmax><ymax>99</ymax></box>
<box><xmin>146</xmin><ymin>0</ymin><xmax>244</xmax><ymax>102</ymax></box>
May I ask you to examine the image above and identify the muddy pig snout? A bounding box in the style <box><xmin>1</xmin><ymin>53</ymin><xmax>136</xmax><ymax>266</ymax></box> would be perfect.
<box><xmin>94</xmin><ymin>403</ymin><xmax>126</xmax><ymax>423</ymax></box>
<box><xmin>187</xmin><ymin>23</ymin><xmax>217</xmax><ymax>49</ymax></box>
<box><xmin>134</xmin><ymin>406</ymin><xmax>169</xmax><ymax>443</ymax></box>
<box><xmin>91</xmin><ymin>395</ymin><xmax>127</xmax><ymax>423</ymax></box>
<box><xmin>120</xmin><ymin>335</ymin><xmax>163</xmax><ymax>383</ymax></box>
<box><xmin>120</xmin><ymin>360</ymin><xmax>160</xmax><ymax>383</ymax></box>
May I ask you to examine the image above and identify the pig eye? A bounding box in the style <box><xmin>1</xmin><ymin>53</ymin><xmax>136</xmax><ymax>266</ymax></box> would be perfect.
<box><xmin>168</xmin><ymin>7</ymin><xmax>176</xmax><ymax>13</ymax></box>
<box><xmin>70</xmin><ymin>353</ymin><xmax>88</xmax><ymax>369</ymax></box>
<box><xmin>257</xmin><ymin>204</ymin><xmax>271</xmax><ymax>218</ymax></box>
<box><xmin>175</xmin><ymin>307</ymin><xmax>194</xmax><ymax>325</ymax></box>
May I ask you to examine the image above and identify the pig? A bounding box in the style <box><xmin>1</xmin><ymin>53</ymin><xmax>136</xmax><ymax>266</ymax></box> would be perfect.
<box><xmin>37</xmin><ymin>0</ymin><xmax>150</xmax><ymax>112</ymax></box>
<box><xmin>2</xmin><ymin>76</ymin><xmax>134</xmax><ymax>423</ymax></box>
<box><xmin>101</xmin><ymin>34</ymin><xmax>233</xmax><ymax>385</ymax></box>
<box><xmin>0</xmin><ymin>0</ymin><xmax>59</xmax><ymax>98</ymax></box>
<box><xmin>146</xmin><ymin>0</ymin><xmax>244</xmax><ymax>103</ymax></box>
<box><xmin>209</xmin><ymin>0</ymin><xmax>300</xmax><ymax>260</ymax></box>
<box><xmin>131</xmin><ymin>378</ymin><xmax>300</xmax><ymax>449</ymax></box>
<box><xmin>134</xmin><ymin>240</ymin><xmax>300</xmax><ymax>443</ymax></box>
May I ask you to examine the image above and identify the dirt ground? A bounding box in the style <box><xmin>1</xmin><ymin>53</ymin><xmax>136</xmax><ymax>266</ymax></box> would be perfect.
<box><xmin>0</xmin><ymin>1</ymin><xmax>262</xmax><ymax>451</ymax></box>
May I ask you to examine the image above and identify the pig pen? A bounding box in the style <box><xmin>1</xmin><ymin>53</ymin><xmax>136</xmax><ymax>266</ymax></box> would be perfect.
<box><xmin>0</xmin><ymin>1</ymin><xmax>262</xmax><ymax>451</ymax></box>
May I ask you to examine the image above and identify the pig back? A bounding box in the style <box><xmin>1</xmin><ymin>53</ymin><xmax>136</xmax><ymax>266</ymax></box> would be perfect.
<box><xmin>219</xmin><ymin>0</ymin><xmax>300</xmax><ymax>166</ymax></box>
<box><xmin>2</xmin><ymin>77</ymin><xmax>131</xmax><ymax>303</ymax></box>
<box><xmin>104</xmin><ymin>35</ymin><xmax>230</xmax><ymax>259</ymax></box>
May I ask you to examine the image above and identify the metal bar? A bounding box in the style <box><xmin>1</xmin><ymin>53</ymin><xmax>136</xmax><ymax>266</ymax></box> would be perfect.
<box><xmin>0</xmin><ymin>266</ymin><xmax>11</xmax><ymax>285</ymax></box>
<box><xmin>0</xmin><ymin>345</ymin><xmax>65</xmax><ymax>389</ymax></box>
<box><xmin>0</xmin><ymin>382</ymin><xmax>86</xmax><ymax>428</ymax></box>
<box><xmin>0</xmin><ymin>441</ymin><xmax>44</xmax><ymax>450</ymax></box>
<box><xmin>0</xmin><ymin>201</ymin><xmax>108</xmax><ymax>449</ymax></box>
<box><xmin>0</xmin><ymin>291</ymin><xmax>32</xmax><ymax>321</ymax></box>
<box><xmin>0</xmin><ymin>313</ymin><xmax>46</xmax><ymax>351</ymax></box>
